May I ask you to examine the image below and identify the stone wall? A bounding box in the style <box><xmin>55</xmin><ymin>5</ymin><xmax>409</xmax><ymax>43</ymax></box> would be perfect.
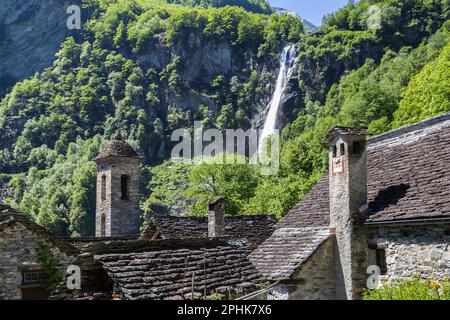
<box><xmin>0</xmin><ymin>222</ymin><xmax>72</xmax><ymax>300</ymax></box>
<box><xmin>290</xmin><ymin>237</ymin><xmax>336</xmax><ymax>299</ymax></box>
<box><xmin>267</xmin><ymin>238</ymin><xmax>336</xmax><ymax>300</ymax></box>
<box><xmin>369</xmin><ymin>223</ymin><xmax>450</xmax><ymax>282</ymax></box>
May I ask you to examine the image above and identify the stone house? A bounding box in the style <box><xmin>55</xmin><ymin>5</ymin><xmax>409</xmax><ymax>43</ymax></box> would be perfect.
<box><xmin>0</xmin><ymin>206</ymin><xmax>78</xmax><ymax>300</ymax></box>
<box><xmin>250</xmin><ymin>113</ymin><xmax>450</xmax><ymax>300</ymax></box>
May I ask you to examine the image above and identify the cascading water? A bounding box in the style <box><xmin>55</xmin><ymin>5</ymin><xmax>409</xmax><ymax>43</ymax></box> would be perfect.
<box><xmin>258</xmin><ymin>44</ymin><xmax>296</xmax><ymax>154</ymax></box>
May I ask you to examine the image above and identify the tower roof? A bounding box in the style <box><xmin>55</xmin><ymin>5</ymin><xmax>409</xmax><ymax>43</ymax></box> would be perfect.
<box><xmin>94</xmin><ymin>134</ymin><xmax>140</xmax><ymax>161</ymax></box>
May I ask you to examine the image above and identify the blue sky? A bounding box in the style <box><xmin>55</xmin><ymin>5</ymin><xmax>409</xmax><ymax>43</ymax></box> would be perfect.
<box><xmin>268</xmin><ymin>0</ymin><xmax>349</xmax><ymax>26</ymax></box>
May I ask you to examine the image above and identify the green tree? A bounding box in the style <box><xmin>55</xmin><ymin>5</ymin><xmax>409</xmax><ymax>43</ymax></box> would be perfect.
<box><xmin>186</xmin><ymin>154</ymin><xmax>261</xmax><ymax>216</ymax></box>
<box><xmin>393</xmin><ymin>42</ymin><xmax>450</xmax><ymax>127</ymax></box>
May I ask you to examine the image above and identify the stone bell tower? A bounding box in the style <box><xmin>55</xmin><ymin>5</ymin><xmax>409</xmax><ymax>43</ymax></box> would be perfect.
<box><xmin>93</xmin><ymin>134</ymin><xmax>141</xmax><ymax>237</ymax></box>
<box><xmin>325</xmin><ymin>127</ymin><xmax>369</xmax><ymax>300</ymax></box>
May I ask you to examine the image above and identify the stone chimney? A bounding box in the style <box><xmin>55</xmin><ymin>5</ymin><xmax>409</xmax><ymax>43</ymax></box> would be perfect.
<box><xmin>208</xmin><ymin>197</ymin><xmax>226</xmax><ymax>238</ymax></box>
<box><xmin>325</xmin><ymin>127</ymin><xmax>369</xmax><ymax>300</ymax></box>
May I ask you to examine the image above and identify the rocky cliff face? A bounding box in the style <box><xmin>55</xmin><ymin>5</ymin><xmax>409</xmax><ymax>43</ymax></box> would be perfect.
<box><xmin>0</xmin><ymin>0</ymin><xmax>81</xmax><ymax>97</ymax></box>
<box><xmin>135</xmin><ymin>31</ymin><xmax>287</xmax><ymax>126</ymax></box>
<box><xmin>174</xmin><ymin>33</ymin><xmax>233</xmax><ymax>83</ymax></box>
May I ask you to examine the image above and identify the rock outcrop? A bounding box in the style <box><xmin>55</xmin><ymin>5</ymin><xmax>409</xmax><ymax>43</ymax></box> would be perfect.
<box><xmin>0</xmin><ymin>0</ymin><xmax>81</xmax><ymax>97</ymax></box>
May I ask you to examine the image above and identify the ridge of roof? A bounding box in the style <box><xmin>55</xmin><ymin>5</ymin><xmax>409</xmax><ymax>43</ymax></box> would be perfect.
<box><xmin>368</xmin><ymin>112</ymin><xmax>450</xmax><ymax>148</ymax></box>
<box><xmin>0</xmin><ymin>205</ymin><xmax>79</xmax><ymax>256</ymax></box>
<box><xmin>146</xmin><ymin>214</ymin><xmax>277</xmax><ymax>245</ymax></box>
<box><xmin>76</xmin><ymin>238</ymin><xmax>233</xmax><ymax>255</ymax></box>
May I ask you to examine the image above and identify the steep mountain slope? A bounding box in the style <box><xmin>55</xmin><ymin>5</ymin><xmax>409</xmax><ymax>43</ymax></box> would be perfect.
<box><xmin>0</xmin><ymin>1</ymin><xmax>302</xmax><ymax>168</ymax></box>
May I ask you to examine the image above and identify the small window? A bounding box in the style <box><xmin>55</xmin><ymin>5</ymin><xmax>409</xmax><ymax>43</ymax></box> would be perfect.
<box><xmin>121</xmin><ymin>175</ymin><xmax>129</xmax><ymax>200</ymax></box>
<box><xmin>353</xmin><ymin>141</ymin><xmax>361</xmax><ymax>155</ymax></box>
<box><xmin>22</xmin><ymin>271</ymin><xmax>45</xmax><ymax>285</ymax></box>
<box><xmin>340</xmin><ymin>143</ymin><xmax>345</xmax><ymax>156</ymax></box>
<box><xmin>333</xmin><ymin>145</ymin><xmax>337</xmax><ymax>158</ymax></box>
<box><xmin>101</xmin><ymin>175</ymin><xmax>106</xmax><ymax>202</ymax></box>
<box><xmin>376</xmin><ymin>249</ymin><xmax>387</xmax><ymax>275</ymax></box>
<box><xmin>100</xmin><ymin>214</ymin><xmax>106</xmax><ymax>237</ymax></box>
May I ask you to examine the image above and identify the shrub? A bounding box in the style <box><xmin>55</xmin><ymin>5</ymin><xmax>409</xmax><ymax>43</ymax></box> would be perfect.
<box><xmin>363</xmin><ymin>277</ymin><xmax>450</xmax><ymax>300</ymax></box>
<box><xmin>37</xmin><ymin>244</ymin><xmax>64</xmax><ymax>291</ymax></box>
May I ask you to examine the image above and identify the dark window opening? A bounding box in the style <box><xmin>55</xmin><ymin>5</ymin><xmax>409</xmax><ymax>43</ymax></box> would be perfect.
<box><xmin>333</xmin><ymin>145</ymin><xmax>337</xmax><ymax>158</ymax></box>
<box><xmin>340</xmin><ymin>143</ymin><xmax>345</xmax><ymax>156</ymax></box>
<box><xmin>101</xmin><ymin>214</ymin><xmax>106</xmax><ymax>237</ymax></box>
<box><xmin>101</xmin><ymin>175</ymin><xmax>106</xmax><ymax>202</ymax></box>
<box><xmin>121</xmin><ymin>175</ymin><xmax>129</xmax><ymax>200</ymax></box>
<box><xmin>353</xmin><ymin>141</ymin><xmax>361</xmax><ymax>155</ymax></box>
<box><xmin>376</xmin><ymin>249</ymin><xmax>388</xmax><ymax>275</ymax></box>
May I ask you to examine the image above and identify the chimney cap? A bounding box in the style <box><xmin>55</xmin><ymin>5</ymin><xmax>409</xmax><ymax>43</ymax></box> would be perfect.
<box><xmin>208</xmin><ymin>197</ymin><xmax>226</xmax><ymax>211</ymax></box>
<box><xmin>325</xmin><ymin>126</ymin><xmax>367</xmax><ymax>143</ymax></box>
<box><xmin>114</xmin><ymin>132</ymin><xmax>123</xmax><ymax>141</ymax></box>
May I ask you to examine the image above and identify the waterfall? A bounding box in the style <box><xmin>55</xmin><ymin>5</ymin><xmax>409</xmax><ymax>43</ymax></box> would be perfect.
<box><xmin>258</xmin><ymin>44</ymin><xmax>297</xmax><ymax>154</ymax></box>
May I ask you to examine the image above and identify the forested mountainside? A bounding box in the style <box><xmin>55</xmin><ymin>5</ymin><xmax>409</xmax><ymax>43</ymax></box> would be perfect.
<box><xmin>0</xmin><ymin>0</ymin><xmax>448</xmax><ymax>237</ymax></box>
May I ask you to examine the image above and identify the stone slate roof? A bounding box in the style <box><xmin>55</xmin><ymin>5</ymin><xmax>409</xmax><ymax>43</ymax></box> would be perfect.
<box><xmin>249</xmin><ymin>177</ymin><xmax>331</xmax><ymax>280</ymax></box>
<box><xmin>51</xmin><ymin>239</ymin><xmax>264</xmax><ymax>300</ymax></box>
<box><xmin>276</xmin><ymin>176</ymin><xmax>330</xmax><ymax>228</ymax></box>
<box><xmin>0</xmin><ymin>205</ymin><xmax>79</xmax><ymax>256</ymax></box>
<box><xmin>251</xmin><ymin>113</ymin><xmax>450</xmax><ymax>280</ymax></box>
<box><xmin>94</xmin><ymin>135</ymin><xmax>139</xmax><ymax>161</ymax></box>
<box><xmin>366</xmin><ymin>113</ymin><xmax>450</xmax><ymax>222</ymax></box>
<box><xmin>249</xmin><ymin>227</ymin><xmax>331</xmax><ymax>280</ymax></box>
<box><xmin>145</xmin><ymin>214</ymin><xmax>277</xmax><ymax>245</ymax></box>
